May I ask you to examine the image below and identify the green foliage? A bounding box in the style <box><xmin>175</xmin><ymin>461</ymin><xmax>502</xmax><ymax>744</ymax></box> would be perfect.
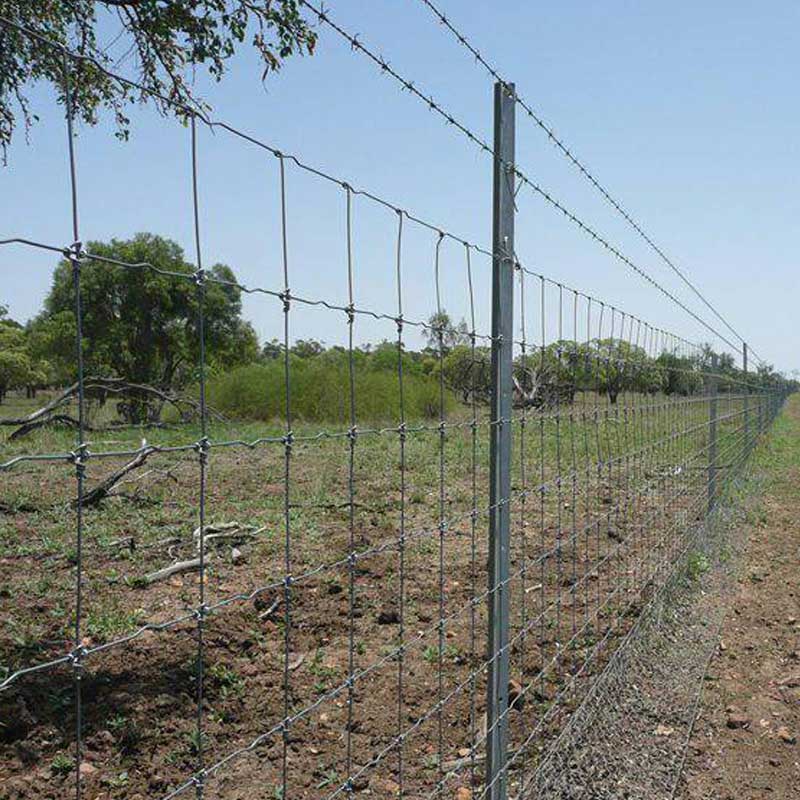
<box><xmin>33</xmin><ymin>233</ymin><xmax>258</xmax><ymax>420</ymax></box>
<box><xmin>425</xmin><ymin>311</ymin><xmax>470</xmax><ymax>352</ymax></box>
<box><xmin>686</xmin><ymin>551</ymin><xmax>710</xmax><ymax>581</ymax></box>
<box><xmin>1</xmin><ymin>1</ymin><xmax>317</xmax><ymax>155</ymax></box>
<box><xmin>206</xmin><ymin>357</ymin><xmax>449</xmax><ymax>423</ymax></box>
<box><xmin>588</xmin><ymin>339</ymin><xmax>660</xmax><ymax>403</ymax></box>
<box><xmin>50</xmin><ymin>753</ymin><xmax>73</xmax><ymax>776</ymax></box>
<box><xmin>655</xmin><ymin>352</ymin><xmax>703</xmax><ymax>396</ymax></box>
<box><xmin>441</xmin><ymin>345</ymin><xmax>490</xmax><ymax>403</ymax></box>
<box><xmin>0</xmin><ymin>316</ymin><xmax>48</xmax><ymax>402</ymax></box>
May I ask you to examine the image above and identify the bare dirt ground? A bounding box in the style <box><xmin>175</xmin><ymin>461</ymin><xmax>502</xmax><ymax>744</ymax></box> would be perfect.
<box><xmin>678</xmin><ymin>399</ymin><xmax>800</xmax><ymax>799</ymax></box>
<box><xmin>0</xmin><ymin>389</ymin><xmax>765</xmax><ymax>799</ymax></box>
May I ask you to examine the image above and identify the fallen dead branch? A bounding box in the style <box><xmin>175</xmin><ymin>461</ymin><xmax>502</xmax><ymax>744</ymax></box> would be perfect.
<box><xmin>258</xmin><ymin>597</ymin><xmax>282</xmax><ymax>620</ymax></box>
<box><xmin>143</xmin><ymin>555</ymin><xmax>212</xmax><ymax>585</ymax></box>
<box><xmin>141</xmin><ymin>521</ymin><xmax>267</xmax><ymax>585</ymax></box>
<box><xmin>192</xmin><ymin>522</ymin><xmax>267</xmax><ymax>553</ymax></box>
<box><xmin>8</xmin><ymin>414</ymin><xmax>94</xmax><ymax>441</ymax></box>
<box><xmin>77</xmin><ymin>449</ymin><xmax>153</xmax><ymax>508</ymax></box>
<box><xmin>2</xmin><ymin>376</ymin><xmax>226</xmax><ymax>439</ymax></box>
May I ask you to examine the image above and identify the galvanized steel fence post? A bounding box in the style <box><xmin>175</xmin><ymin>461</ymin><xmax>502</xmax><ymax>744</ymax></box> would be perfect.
<box><xmin>486</xmin><ymin>80</ymin><xmax>515</xmax><ymax>800</ymax></box>
<box><xmin>707</xmin><ymin>353</ymin><xmax>718</xmax><ymax>513</ymax></box>
<box><xmin>743</xmin><ymin>343</ymin><xmax>750</xmax><ymax>453</ymax></box>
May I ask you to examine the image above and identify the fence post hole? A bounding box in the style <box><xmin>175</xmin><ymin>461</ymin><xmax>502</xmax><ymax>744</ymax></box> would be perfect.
<box><xmin>486</xmin><ymin>79</ymin><xmax>515</xmax><ymax>800</ymax></box>
<box><xmin>707</xmin><ymin>353</ymin><xmax>718</xmax><ymax>513</ymax></box>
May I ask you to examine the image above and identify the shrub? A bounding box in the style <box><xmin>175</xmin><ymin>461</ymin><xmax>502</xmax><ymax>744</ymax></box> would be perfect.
<box><xmin>205</xmin><ymin>360</ymin><xmax>451</xmax><ymax>423</ymax></box>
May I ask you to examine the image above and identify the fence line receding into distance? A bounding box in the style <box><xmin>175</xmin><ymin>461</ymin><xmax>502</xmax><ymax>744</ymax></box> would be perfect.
<box><xmin>0</xmin><ymin>10</ymin><xmax>791</xmax><ymax>800</ymax></box>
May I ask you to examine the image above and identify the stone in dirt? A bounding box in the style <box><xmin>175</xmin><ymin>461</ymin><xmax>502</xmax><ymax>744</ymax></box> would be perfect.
<box><xmin>726</xmin><ymin>713</ymin><xmax>750</xmax><ymax>729</ymax></box>
<box><xmin>776</xmin><ymin>726</ymin><xmax>796</xmax><ymax>744</ymax></box>
<box><xmin>654</xmin><ymin>724</ymin><xmax>675</xmax><ymax>736</ymax></box>
<box><xmin>377</xmin><ymin>608</ymin><xmax>400</xmax><ymax>625</ymax></box>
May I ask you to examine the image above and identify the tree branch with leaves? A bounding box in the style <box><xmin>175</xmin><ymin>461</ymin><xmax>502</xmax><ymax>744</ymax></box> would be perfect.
<box><xmin>0</xmin><ymin>0</ymin><xmax>317</xmax><ymax>157</ymax></box>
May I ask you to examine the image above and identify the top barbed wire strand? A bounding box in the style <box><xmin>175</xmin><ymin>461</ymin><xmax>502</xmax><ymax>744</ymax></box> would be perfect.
<box><xmin>412</xmin><ymin>0</ymin><xmax>765</xmax><ymax>367</ymax></box>
<box><xmin>296</xmin><ymin>0</ymin><xmax>748</xmax><ymax>360</ymax></box>
<box><xmin>0</xmin><ymin>12</ymin><xmax>746</xmax><ymax>362</ymax></box>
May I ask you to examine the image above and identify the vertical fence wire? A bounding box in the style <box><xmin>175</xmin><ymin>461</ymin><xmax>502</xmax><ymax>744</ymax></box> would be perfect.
<box><xmin>63</xmin><ymin>49</ymin><xmax>85</xmax><ymax>800</ymax></box>
<box><xmin>278</xmin><ymin>152</ymin><xmax>293</xmax><ymax>800</ymax></box>
<box><xmin>190</xmin><ymin>112</ymin><xmax>208</xmax><ymax>800</ymax></box>
<box><xmin>395</xmin><ymin>210</ymin><xmax>407</xmax><ymax>799</ymax></box>
<box><xmin>0</xmin><ymin>28</ymin><xmax>793</xmax><ymax>800</ymax></box>
<box><xmin>344</xmin><ymin>183</ymin><xmax>358</xmax><ymax>797</ymax></box>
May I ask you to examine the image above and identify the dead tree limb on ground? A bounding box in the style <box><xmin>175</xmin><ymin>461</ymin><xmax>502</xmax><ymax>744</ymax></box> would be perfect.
<box><xmin>1</xmin><ymin>377</ymin><xmax>226</xmax><ymax>439</ymax></box>
<box><xmin>77</xmin><ymin>449</ymin><xmax>153</xmax><ymax>508</ymax></box>
<box><xmin>143</xmin><ymin>556</ymin><xmax>212</xmax><ymax>585</ymax></box>
<box><xmin>142</xmin><ymin>522</ymin><xmax>268</xmax><ymax>585</ymax></box>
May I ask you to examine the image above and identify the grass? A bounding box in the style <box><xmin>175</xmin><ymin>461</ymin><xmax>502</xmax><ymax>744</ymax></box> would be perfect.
<box><xmin>201</xmin><ymin>361</ymin><xmax>450</xmax><ymax>423</ymax></box>
<box><xmin>0</xmin><ymin>386</ymin><xmax>788</xmax><ymax>799</ymax></box>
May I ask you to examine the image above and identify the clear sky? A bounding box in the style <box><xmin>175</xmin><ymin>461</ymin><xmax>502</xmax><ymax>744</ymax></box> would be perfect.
<box><xmin>1</xmin><ymin>0</ymin><xmax>797</xmax><ymax>372</ymax></box>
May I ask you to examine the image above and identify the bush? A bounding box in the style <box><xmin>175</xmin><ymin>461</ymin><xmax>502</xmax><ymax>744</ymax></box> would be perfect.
<box><xmin>206</xmin><ymin>360</ymin><xmax>451</xmax><ymax>423</ymax></box>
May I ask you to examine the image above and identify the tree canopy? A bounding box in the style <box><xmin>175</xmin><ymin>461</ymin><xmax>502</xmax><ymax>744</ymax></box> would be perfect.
<box><xmin>0</xmin><ymin>1</ymin><xmax>317</xmax><ymax>155</ymax></box>
<box><xmin>0</xmin><ymin>311</ymin><xmax>48</xmax><ymax>403</ymax></box>
<box><xmin>29</xmin><ymin>232</ymin><xmax>257</xmax><ymax>420</ymax></box>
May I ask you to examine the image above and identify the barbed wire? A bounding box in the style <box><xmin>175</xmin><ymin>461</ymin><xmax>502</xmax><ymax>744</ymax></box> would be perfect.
<box><xmin>411</xmin><ymin>0</ymin><xmax>765</xmax><ymax>367</ymax></box>
<box><xmin>298</xmin><ymin>0</ymin><xmax>751</xmax><ymax>358</ymax></box>
<box><xmin>0</xmin><ymin>12</ymin><xmax>759</xmax><ymax>363</ymax></box>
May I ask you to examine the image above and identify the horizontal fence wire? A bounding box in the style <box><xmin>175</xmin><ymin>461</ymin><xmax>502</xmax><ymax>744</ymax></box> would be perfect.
<box><xmin>0</xmin><ymin>11</ymin><xmax>791</xmax><ymax>800</ymax></box>
<box><xmin>411</xmin><ymin>0</ymin><xmax>766</xmax><ymax>368</ymax></box>
<box><xmin>297</xmin><ymin>0</ymin><xmax>747</xmax><ymax>357</ymax></box>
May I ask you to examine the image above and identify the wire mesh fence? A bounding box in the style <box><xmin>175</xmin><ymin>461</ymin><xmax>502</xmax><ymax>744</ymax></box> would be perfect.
<box><xmin>0</xmin><ymin>11</ymin><xmax>793</xmax><ymax>800</ymax></box>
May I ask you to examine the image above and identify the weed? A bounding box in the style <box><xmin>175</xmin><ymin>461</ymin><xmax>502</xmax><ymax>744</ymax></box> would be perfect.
<box><xmin>51</xmin><ymin>753</ymin><xmax>73</xmax><ymax>776</ymax></box>
<box><xmin>108</xmin><ymin>714</ymin><xmax>141</xmax><ymax>754</ymax></box>
<box><xmin>103</xmin><ymin>771</ymin><xmax>129</xmax><ymax>789</ymax></box>
<box><xmin>209</xmin><ymin>663</ymin><xmax>244</xmax><ymax>698</ymax></box>
<box><xmin>316</xmin><ymin>770</ymin><xmax>340</xmax><ymax>789</ymax></box>
<box><xmin>186</xmin><ymin>729</ymin><xmax>209</xmax><ymax>756</ymax></box>
<box><xmin>687</xmin><ymin>551</ymin><xmax>710</xmax><ymax>581</ymax></box>
<box><xmin>85</xmin><ymin>603</ymin><xmax>144</xmax><ymax>642</ymax></box>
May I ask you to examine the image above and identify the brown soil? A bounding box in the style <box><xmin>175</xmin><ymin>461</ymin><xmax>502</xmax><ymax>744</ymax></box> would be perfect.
<box><xmin>0</xmin><ymin>394</ymin><xmax>758</xmax><ymax>799</ymax></box>
<box><xmin>679</xmin><ymin>405</ymin><xmax>800</xmax><ymax>799</ymax></box>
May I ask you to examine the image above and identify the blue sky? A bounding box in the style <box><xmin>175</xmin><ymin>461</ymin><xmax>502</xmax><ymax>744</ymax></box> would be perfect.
<box><xmin>1</xmin><ymin>0</ymin><xmax>797</xmax><ymax>372</ymax></box>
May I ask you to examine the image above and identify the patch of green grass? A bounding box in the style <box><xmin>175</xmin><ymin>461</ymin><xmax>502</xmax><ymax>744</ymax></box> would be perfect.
<box><xmin>208</xmin><ymin>663</ymin><xmax>244</xmax><ymax>698</ymax></box>
<box><xmin>85</xmin><ymin>603</ymin><xmax>144</xmax><ymax>642</ymax></box>
<box><xmin>687</xmin><ymin>551</ymin><xmax>710</xmax><ymax>581</ymax></box>
<box><xmin>316</xmin><ymin>770</ymin><xmax>340</xmax><ymax>789</ymax></box>
<box><xmin>50</xmin><ymin>753</ymin><xmax>74</xmax><ymax>776</ymax></box>
<box><xmin>202</xmin><ymin>361</ymin><xmax>451</xmax><ymax>423</ymax></box>
<box><xmin>102</xmin><ymin>771</ymin><xmax>130</xmax><ymax>789</ymax></box>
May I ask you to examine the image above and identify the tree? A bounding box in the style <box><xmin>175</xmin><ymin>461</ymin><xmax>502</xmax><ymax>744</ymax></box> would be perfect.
<box><xmin>0</xmin><ymin>1</ymin><xmax>317</xmax><ymax>155</ymax></box>
<box><xmin>656</xmin><ymin>352</ymin><xmax>702</xmax><ymax>396</ymax></box>
<box><xmin>36</xmin><ymin>232</ymin><xmax>257</xmax><ymax>421</ymax></box>
<box><xmin>441</xmin><ymin>344</ymin><xmax>491</xmax><ymax>403</ymax></box>
<box><xmin>590</xmin><ymin>339</ymin><xmax>658</xmax><ymax>404</ymax></box>
<box><xmin>262</xmin><ymin>338</ymin><xmax>282</xmax><ymax>360</ymax></box>
<box><xmin>0</xmin><ymin>317</ymin><xmax>47</xmax><ymax>403</ymax></box>
<box><xmin>291</xmin><ymin>338</ymin><xmax>325</xmax><ymax>359</ymax></box>
<box><xmin>425</xmin><ymin>311</ymin><xmax>470</xmax><ymax>352</ymax></box>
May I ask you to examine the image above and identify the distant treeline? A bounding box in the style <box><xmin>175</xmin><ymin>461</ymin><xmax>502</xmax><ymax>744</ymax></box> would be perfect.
<box><xmin>1</xmin><ymin>234</ymin><xmax>794</xmax><ymax>425</ymax></box>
